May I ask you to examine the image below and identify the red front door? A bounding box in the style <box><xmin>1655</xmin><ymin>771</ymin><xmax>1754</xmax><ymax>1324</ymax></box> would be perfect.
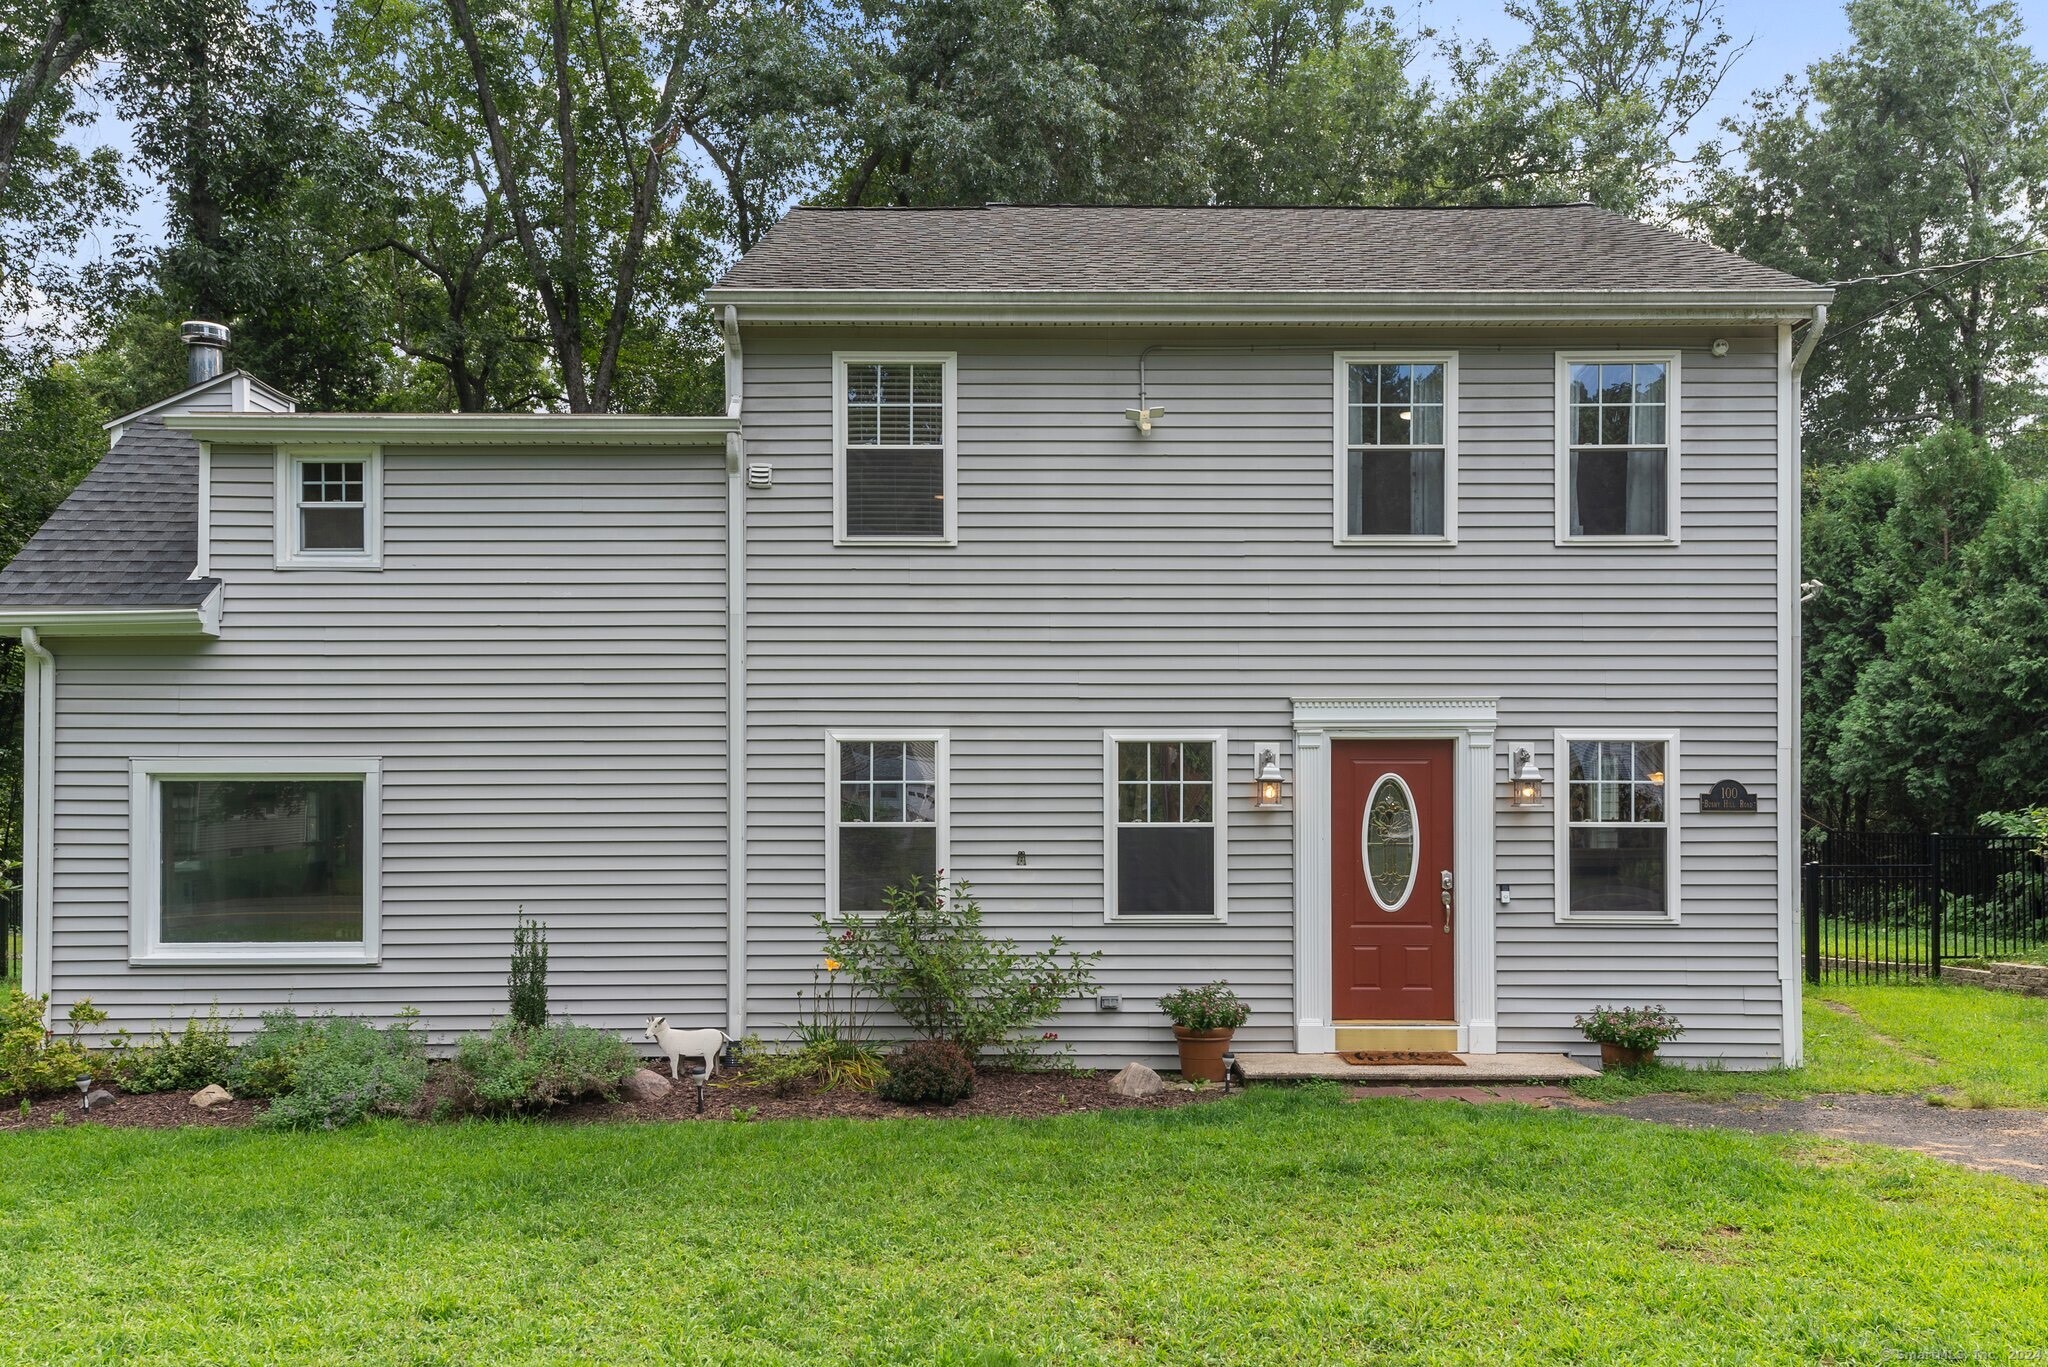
<box><xmin>1332</xmin><ymin>739</ymin><xmax>1455</xmax><ymax>1022</ymax></box>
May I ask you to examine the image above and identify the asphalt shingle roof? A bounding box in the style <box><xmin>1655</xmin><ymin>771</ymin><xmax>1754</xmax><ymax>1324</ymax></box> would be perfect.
<box><xmin>0</xmin><ymin>418</ymin><xmax>215</xmax><ymax>609</ymax></box>
<box><xmin>715</xmin><ymin>203</ymin><xmax>1822</xmax><ymax>295</ymax></box>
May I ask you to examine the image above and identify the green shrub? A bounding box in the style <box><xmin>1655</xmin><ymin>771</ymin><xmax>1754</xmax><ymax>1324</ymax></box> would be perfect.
<box><xmin>509</xmin><ymin>912</ymin><xmax>549</xmax><ymax>1031</ymax></box>
<box><xmin>0</xmin><ymin>989</ymin><xmax>95</xmax><ymax>1101</ymax></box>
<box><xmin>111</xmin><ymin>1004</ymin><xmax>237</xmax><ymax>1094</ymax></box>
<box><xmin>453</xmin><ymin>1020</ymin><xmax>636</xmax><ymax>1112</ymax></box>
<box><xmin>1158</xmin><ymin>981</ymin><xmax>1250</xmax><ymax>1032</ymax></box>
<box><xmin>819</xmin><ymin>877</ymin><xmax>1100</xmax><ymax>1060</ymax></box>
<box><xmin>876</xmin><ymin>1038</ymin><xmax>975</xmax><ymax>1106</ymax></box>
<box><xmin>250</xmin><ymin>1011</ymin><xmax>428</xmax><ymax>1132</ymax></box>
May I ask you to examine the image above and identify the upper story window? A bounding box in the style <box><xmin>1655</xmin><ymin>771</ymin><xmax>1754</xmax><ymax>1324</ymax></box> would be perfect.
<box><xmin>1558</xmin><ymin>355</ymin><xmax>1679</xmax><ymax>544</ymax></box>
<box><xmin>1556</xmin><ymin>733</ymin><xmax>1678</xmax><ymax>924</ymax></box>
<box><xmin>828</xmin><ymin>733</ymin><xmax>948</xmax><ymax>914</ymax></box>
<box><xmin>1106</xmin><ymin>733</ymin><xmax>1227</xmax><ymax>922</ymax></box>
<box><xmin>1336</xmin><ymin>355</ymin><xmax>1457</xmax><ymax>544</ymax></box>
<box><xmin>276</xmin><ymin>448</ymin><xmax>382</xmax><ymax>568</ymax></box>
<box><xmin>834</xmin><ymin>353</ymin><xmax>956</xmax><ymax>546</ymax></box>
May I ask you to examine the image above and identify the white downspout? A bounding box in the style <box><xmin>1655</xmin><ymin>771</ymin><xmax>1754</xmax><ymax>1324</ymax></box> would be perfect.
<box><xmin>19</xmin><ymin>627</ymin><xmax>54</xmax><ymax>1007</ymax></box>
<box><xmin>723</xmin><ymin>306</ymin><xmax>748</xmax><ymax>1038</ymax></box>
<box><xmin>1781</xmin><ymin>304</ymin><xmax>1827</xmax><ymax>1066</ymax></box>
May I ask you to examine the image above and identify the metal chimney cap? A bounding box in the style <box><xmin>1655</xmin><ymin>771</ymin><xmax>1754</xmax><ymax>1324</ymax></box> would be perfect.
<box><xmin>180</xmin><ymin>320</ymin><xmax>230</xmax><ymax>346</ymax></box>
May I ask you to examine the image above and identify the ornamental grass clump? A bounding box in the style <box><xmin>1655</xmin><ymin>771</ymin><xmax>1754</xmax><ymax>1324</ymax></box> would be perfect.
<box><xmin>1575</xmin><ymin>1005</ymin><xmax>1685</xmax><ymax>1056</ymax></box>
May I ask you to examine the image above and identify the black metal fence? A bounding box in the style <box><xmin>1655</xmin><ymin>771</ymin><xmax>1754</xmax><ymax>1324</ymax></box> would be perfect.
<box><xmin>1804</xmin><ymin>832</ymin><xmax>2047</xmax><ymax>983</ymax></box>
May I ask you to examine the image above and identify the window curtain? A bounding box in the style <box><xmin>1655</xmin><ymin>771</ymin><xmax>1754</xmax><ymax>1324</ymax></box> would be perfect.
<box><xmin>1626</xmin><ymin>451</ymin><xmax>1664</xmax><ymax>536</ymax></box>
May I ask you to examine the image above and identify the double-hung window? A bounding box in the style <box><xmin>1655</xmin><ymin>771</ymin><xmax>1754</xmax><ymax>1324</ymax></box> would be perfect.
<box><xmin>828</xmin><ymin>733</ymin><xmax>948</xmax><ymax>914</ymax></box>
<box><xmin>834</xmin><ymin>354</ymin><xmax>956</xmax><ymax>545</ymax></box>
<box><xmin>277</xmin><ymin>448</ymin><xmax>382</xmax><ymax>568</ymax></box>
<box><xmin>1106</xmin><ymin>733</ymin><xmax>1227</xmax><ymax>921</ymax></box>
<box><xmin>130</xmin><ymin>758</ymin><xmax>381</xmax><ymax>964</ymax></box>
<box><xmin>1556</xmin><ymin>734</ymin><xmax>1678</xmax><ymax>922</ymax></box>
<box><xmin>1336</xmin><ymin>354</ymin><xmax>1455</xmax><ymax>543</ymax></box>
<box><xmin>1558</xmin><ymin>355</ymin><xmax>1678</xmax><ymax>543</ymax></box>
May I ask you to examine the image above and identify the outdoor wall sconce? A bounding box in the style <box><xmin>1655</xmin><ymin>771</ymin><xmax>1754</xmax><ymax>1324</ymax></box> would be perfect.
<box><xmin>1254</xmin><ymin>750</ymin><xmax>1288</xmax><ymax>808</ymax></box>
<box><xmin>1509</xmin><ymin>748</ymin><xmax>1544</xmax><ymax>808</ymax></box>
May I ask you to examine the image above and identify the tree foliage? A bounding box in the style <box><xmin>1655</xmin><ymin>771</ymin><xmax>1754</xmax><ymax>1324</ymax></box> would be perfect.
<box><xmin>1699</xmin><ymin>0</ymin><xmax>2048</xmax><ymax>461</ymax></box>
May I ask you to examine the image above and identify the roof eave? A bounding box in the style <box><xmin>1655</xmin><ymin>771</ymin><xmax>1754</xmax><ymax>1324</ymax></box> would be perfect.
<box><xmin>163</xmin><ymin>412</ymin><xmax>740</xmax><ymax>447</ymax></box>
<box><xmin>2</xmin><ymin>587</ymin><xmax>222</xmax><ymax>639</ymax></box>
<box><xmin>706</xmin><ymin>287</ymin><xmax>1833</xmax><ymax>326</ymax></box>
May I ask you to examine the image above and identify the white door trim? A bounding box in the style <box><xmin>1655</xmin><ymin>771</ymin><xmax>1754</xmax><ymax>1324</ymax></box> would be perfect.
<box><xmin>1292</xmin><ymin>697</ymin><xmax>1499</xmax><ymax>1054</ymax></box>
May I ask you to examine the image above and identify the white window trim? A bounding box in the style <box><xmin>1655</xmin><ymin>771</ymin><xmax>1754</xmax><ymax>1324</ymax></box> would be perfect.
<box><xmin>128</xmin><ymin>756</ymin><xmax>383</xmax><ymax>966</ymax></box>
<box><xmin>1102</xmin><ymin>729</ymin><xmax>1229</xmax><ymax>924</ymax></box>
<box><xmin>1553</xmin><ymin>351</ymin><xmax>1681</xmax><ymax>547</ymax></box>
<box><xmin>1553</xmin><ymin>729</ymin><xmax>1681</xmax><ymax>925</ymax></box>
<box><xmin>824</xmin><ymin>730</ymin><xmax>951</xmax><ymax>917</ymax></box>
<box><xmin>1332</xmin><ymin>351</ymin><xmax>1460</xmax><ymax>547</ymax></box>
<box><xmin>831</xmin><ymin>352</ymin><xmax>958</xmax><ymax>548</ymax></box>
<box><xmin>275</xmin><ymin>445</ymin><xmax>383</xmax><ymax>569</ymax></box>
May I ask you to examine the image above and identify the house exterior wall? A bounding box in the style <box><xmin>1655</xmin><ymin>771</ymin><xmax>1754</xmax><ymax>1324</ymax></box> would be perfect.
<box><xmin>41</xmin><ymin>445</ymin><xmax>731</xmax><ymax>1043</ymax></box>
<box><xmin>737</xmin><ymin>326</ymin><xmax>1789</xmax><ymax>1068</ymax></box>
<box><xmin>33</xmin><ymin>322</ymin><xmax>1791</xmax><ymax>1071</ymax></box>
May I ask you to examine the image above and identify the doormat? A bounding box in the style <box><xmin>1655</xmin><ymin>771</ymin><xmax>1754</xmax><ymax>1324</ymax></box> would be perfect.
<box><xmin>1339</xmin><ymin>1051</ymin><xmax>1465</xmax><ymax>1067</ymax></box>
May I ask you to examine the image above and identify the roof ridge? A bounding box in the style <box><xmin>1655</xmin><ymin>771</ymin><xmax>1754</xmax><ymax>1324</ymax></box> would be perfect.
<box><xmin>787</xmin><ymin>201</ymin><xmax>1602</xmax><ymax>213</ymax></box>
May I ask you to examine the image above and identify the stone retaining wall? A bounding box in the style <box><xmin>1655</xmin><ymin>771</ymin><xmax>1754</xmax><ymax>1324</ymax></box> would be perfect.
<box><xmin>1941</xmin><ymin>961</ymin><xmax>2048</xmax><ymax>998</ymax></box>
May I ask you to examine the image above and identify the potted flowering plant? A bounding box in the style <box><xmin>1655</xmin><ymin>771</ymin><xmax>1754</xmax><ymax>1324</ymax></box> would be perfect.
<box><xmin>1158</xmin><ymin>981</ymin><xmax>1249</xmax><ymax>1083</ymax></box>
<box><xmin>1575</xmin><ymin>1004</ymin><xmax>1684</xmax><ymax>1069</ymax></box>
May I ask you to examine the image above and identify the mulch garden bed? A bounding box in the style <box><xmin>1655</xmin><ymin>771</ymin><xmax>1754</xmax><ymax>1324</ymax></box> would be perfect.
<box><xmin>2</xmin><ymin>1064</ymin><xmax>1230</xmax><ymax>1132</ymax></box>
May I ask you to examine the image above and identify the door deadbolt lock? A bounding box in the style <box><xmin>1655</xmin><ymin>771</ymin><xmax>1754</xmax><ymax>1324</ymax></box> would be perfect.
<box><xmin>1440</xmin><ymin>869</ymin><xmax>1453</xmax><ymax>932</ymax></box>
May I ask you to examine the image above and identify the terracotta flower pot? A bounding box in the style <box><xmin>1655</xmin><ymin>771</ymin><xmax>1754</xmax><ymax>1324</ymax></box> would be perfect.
<box><xmin>1173</xmin><ymin>1026</ymin><xmax>1234</xmax><ymax>1083</ymax></box>
<box><xmin>1600</xmin><ymin>1042</ymin><xmax>1655</xmax><ymax>1069</ymax></box>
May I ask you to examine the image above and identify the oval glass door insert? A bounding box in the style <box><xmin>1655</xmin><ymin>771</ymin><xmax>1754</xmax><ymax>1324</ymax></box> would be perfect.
<box><xmin>1363</xmin><ymin>775</ymin><xmax>1418</xmax><ymax>911</ymax></box>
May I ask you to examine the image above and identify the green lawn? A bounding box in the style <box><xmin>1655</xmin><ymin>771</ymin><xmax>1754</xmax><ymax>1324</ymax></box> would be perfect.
<box><xmin>3</xmin><ymin>1086</ymin><xmax>2046</xmax><ymax>1364</ymax></box>
<box><xmin>1574</xmin><ymin>980</ymin><xmax>2048</xmax><ymax>1108</ymax></box>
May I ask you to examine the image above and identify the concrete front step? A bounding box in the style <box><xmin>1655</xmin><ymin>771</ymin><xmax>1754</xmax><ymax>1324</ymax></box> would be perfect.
<box><xmin>1234</xmin><ymin>1051</ymin><xmax>1598</xmax><ymax>1084</ymax></box>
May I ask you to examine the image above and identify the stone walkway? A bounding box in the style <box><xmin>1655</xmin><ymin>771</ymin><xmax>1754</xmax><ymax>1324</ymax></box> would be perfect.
<box><xmin>1565</xmin><ymin>1093</ymin><xmax>2048</xmax><ymax>1186</ymax></box>
<box><xmin>1348</xmin><ymin>1083</ymin><xmax>2048</xmax><ymax>1186</ymax></box>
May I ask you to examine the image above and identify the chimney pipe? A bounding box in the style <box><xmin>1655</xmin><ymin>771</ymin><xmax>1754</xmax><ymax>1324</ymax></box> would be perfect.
<box><xmin>180</xmin><ymin>320</ymin><xmax>229</xmax><ymax>387</ymax></box>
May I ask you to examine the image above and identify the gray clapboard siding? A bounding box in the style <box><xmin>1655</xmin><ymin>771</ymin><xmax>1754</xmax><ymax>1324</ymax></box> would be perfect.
<box><xmin>44</xmin><ymin>447</ymin><xmax>731</xmax><ymax>1045</ymax></box>
<box><xmin>739</xmin><ymin>327</ymin><xmax>1785</xmax><ymax>1067</ymax></box>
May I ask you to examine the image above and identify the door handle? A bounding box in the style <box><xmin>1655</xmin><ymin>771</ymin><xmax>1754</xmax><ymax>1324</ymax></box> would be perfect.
<box><xmin>1440</xmin><ymin>869</ymin><xmax>1453</xmax><ymax>933</ymax></box>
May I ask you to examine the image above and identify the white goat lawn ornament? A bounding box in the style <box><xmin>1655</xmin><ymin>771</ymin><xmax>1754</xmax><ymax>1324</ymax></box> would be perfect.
<box><xmin>644</xmin><ymin>1017</ymin><xmax>730</xmax><ymax>1081</ymax></box>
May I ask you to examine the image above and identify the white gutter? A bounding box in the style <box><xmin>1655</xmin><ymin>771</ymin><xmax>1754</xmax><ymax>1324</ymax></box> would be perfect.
<box><xmin>723</xmin><ymin>305</ymin><xmax>748</xmax><ymax>1038</ymax></box>
<box><xmin>18</xmin><ymin>628</ymin><xmax>54</xmax><ymax>1005</ymax></box>
<box><xmin>1779</xmin><ymin>303</ymin><xmax>1827</xmax><ymax>1066</ymax></box>
<box><xmin>0</xmin><ymin>593</ymin><xmax>222</xmax><ymax>639</ymax></box>
<box><xmin>165</xmin><ymin>412</ymin><xmax>737</xmax><ymax>447</ymax></box>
